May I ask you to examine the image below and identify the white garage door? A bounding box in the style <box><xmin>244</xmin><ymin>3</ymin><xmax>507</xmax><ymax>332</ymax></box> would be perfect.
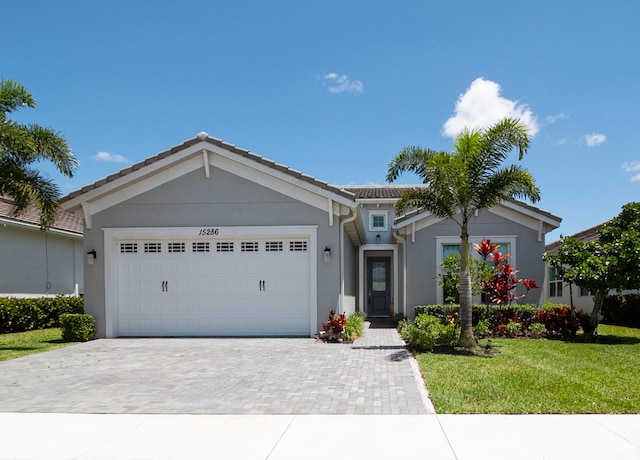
<box><xmin>110</xmin><ymin>230</ymin><xmax>313</xmax><ymax>337</ymax></box>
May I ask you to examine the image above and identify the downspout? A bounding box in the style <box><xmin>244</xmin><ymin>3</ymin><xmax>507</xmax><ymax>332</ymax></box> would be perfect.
<box><xmin>393</xmin><ymin>228</ymin><xmax>407</xmax><ymax>318</ymax></box>
<box><xmin>339</xmin><ymin>207</ymin><xmax>358</xmax><ymax>313</ymax></box>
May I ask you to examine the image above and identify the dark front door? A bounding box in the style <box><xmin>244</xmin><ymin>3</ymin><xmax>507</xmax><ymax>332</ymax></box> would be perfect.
<box><xmin>367</xmin><ymin>258</ymin><xmax>390</xmax><ymax>317</ymax></box>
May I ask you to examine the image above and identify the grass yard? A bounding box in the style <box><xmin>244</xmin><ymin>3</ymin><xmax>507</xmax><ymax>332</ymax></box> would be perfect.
<box><xmin>0</xmin><ymin>328</ymin><xmax>77</xmax><ymax>362</ymax></box>
<box><xmin>418</xmin><ymin>324</ymin><xmax>640</xmax><ymax>414</ymax></box>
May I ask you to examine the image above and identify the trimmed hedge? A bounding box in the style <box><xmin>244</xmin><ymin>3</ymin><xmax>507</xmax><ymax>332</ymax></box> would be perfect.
<box><xmin>602</xmin><ymin>294</ymin><xmax>640</xmax><ymax>327</ymax></box>
<box><xmin>0</xmin><ymin>296</ymin><xmax>84</xmax><ymax>334</ymax></box>
<box><xmin>60</xmin><ymin>313</ymin><xmax>95</xmax><ymax>342</ymax></box>
<box><xmin>412</xmin><ymin>303</ymin><xmax>585</xmax><ymax>340</ymax></box>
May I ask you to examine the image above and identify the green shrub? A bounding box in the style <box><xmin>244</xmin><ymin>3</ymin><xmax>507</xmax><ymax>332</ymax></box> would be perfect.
<box><xmin>0</xmin><ymin>296</ymin><xmax>84</xmax><ymax>333</ymax></box>
<box><xmin>391</xmin><ymin>312</ymin><xmax>406</xmax><ymax>327</ymax></box>
<box><xmin>401</xmin><ymin>314</ymin><xmax>460</xmax><ymax>351</ymax></box>
<box><xmin>527</xmin><ymin>322</ymin><xmax>547</xmax><ymax>338</ymax></box>
<box><xmin>59</xmin><ymin>313</ymin><xmax>95</xmax><ymax>342</ymax></box>
<box><xmin>602</xmin><ymin>294</ymin><xmax>640</xmax><ymax>327</ymax></box>
<box><xmin>342</xmin><ymin>312</ymin><xmax>366</xmax><ymax>341</ymax></box>
<box><xmin>474</xmin><ymin>319</ymin><xmax>490</xmax><ymax>338</ymax></box>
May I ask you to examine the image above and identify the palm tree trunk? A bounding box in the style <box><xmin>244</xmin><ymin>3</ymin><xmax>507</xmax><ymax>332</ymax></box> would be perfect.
<box><xmin>458</xmin><ymin>222</ymin><xmax>475</xmax><ymax>348</ymax></box>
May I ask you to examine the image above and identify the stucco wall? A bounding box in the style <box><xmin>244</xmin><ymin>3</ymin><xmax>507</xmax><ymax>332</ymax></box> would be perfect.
<box><xmin>83</xmin><ymin>166</ymin><xmax>342</xmax><ymax>337</ymax></box>
<box><xmin>402</xmin><ymin>209</ymin><xmax>547</xmax><ymax>319</ymax></box>
<box><xmin>0</xmin><ymin>224</ymin><xmax>83</xmax><ymax>296</ymax></box>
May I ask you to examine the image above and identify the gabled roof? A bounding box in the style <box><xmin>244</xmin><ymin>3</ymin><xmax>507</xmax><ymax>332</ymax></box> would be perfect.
<box><xmin>0</xmin><ymin>196</ymin><xmax>83</xmax><ymax>235</ymax></box>
<box><xmin>393</xmin><ymin>197</ymin><xmax>561</xmax><ymax>228</ymax></box>
<box><xmin>545</xmin><ymin>223</ymin><xmax>604</xmax><ymax>254</ymax></box>
<box><xmin>61</xmin><ymin>133</ymin><xmax>355</xmax><ymax>205</ymax></box>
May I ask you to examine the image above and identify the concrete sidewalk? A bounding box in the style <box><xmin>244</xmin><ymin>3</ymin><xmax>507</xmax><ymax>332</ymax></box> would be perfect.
<box><xmin>1</xmin><ymin>413</ymin><xmax>639</xmax><ymax>460</ymax></box>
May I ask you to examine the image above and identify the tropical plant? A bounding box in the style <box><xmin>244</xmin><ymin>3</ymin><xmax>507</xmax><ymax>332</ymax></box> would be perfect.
<box><xmin>387</xmin><ymin>117</ymin><xmax>540</xmax><ymax>347</ymax></box>
<box><xmin>544</xmin><ymin>202</ymin><xmax>640</xmax><ymax>340</ymax></box>
<box><xmin>0</xmin><ymin>79</ymin><xmax>78</xmax><ymax>228</ymax></box>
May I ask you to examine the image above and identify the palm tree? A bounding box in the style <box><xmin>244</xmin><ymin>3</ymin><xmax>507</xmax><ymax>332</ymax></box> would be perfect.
<box><xmin>387</xmin><ymin>117</ymin><xmax>540</xmax><ymax>348</ymax></box>
<box><xmin>0</xmin><ymin>79</ymin><xmax>77</xmax><ymax>228</ymax></box>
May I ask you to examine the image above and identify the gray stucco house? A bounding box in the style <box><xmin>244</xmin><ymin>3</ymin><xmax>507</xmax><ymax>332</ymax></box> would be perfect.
<box><xmin>0</xmin><ymin>196</ymin><xmax>84</xmax><ymax>297</ymax></box>
<box><xmin>60</xmin><ymin>132</ymin><xmax>561</xmax><ymax>338</ymax></box>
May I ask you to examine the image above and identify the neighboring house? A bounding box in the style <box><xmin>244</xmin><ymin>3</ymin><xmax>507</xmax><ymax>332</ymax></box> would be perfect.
<box><xmin>543</xmin><ymin>223</ymin><xmax>635</xmax><ymax>315</ymax></box>
<box><xmin>60</xmin><ymin>132</ymin><xmax>561</xmax><ymax>338</ymax></box>
<box><xmin>0</xmin><ymin>196</ymin><xmax>84</xmax><ymax>297</ymax></box>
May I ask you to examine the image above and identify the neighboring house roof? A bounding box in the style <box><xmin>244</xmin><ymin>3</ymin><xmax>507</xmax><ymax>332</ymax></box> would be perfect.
<box><xmin>0</xmin><ymin>196</ymin><xmax>83</xmax><ymax>235</ymax></box>
<box><xmin>545</xmin><ymin>223</ymin><xmax>604</xmax><ymax>254</ymax></box>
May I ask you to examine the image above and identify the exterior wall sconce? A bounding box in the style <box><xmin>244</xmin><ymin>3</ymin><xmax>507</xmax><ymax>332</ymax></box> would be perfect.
<box><xmin>376</xmin><ymin>234</ymin><xmax>381</xmax><ymax>244</ymax></box>
<box><xmin>87</xmin><ymin>249</ymin><xmax>97</xmax><ymax>266</ymax></box>
<box><xmin>323</xmin><ymin>246</ymin><xmax>331</xmax><ymax>263</ymax></box>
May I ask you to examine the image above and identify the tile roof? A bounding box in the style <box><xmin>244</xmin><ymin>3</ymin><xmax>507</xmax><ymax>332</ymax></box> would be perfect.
<box><xmin>0</xmin><ymin>196</ymin><xmax>83</xmax><ymax>235</ymax></box>
<box><xmin>60</xmin><ymin>133</ymin><xmax>356</xmax><ymax>204</ymax></box>
<box><xmin>339</xmin><ymin>185</ymin><xmax>426</xmax><ymax>199</ymax></box>
<box><xmin>545</xmin><ymin>223</ymin><xmax>604</xmax><ymax>253</ymax></box>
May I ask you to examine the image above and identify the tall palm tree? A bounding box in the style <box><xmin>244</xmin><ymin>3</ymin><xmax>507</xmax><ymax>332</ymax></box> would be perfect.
<box><xmin>0</xmin><ymin>79</ymin><xmax>77</xmax><ymax>228</ymax></box>
<box><xmin>387</xmin><ymin>117</ymin><xmax>540</xmax><ymax>348</ymax></box>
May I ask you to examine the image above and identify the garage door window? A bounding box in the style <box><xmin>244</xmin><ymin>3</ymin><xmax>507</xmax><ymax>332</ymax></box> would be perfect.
<box><xmin>120</xmin><ymin>243</ymin><xmax>138</xmax><ymax>253</ymax></box>
<box><xmin>168</xmin><ymin>242</ymin><xmax>186</xmax><ymax>253</ymax></box>
<box><xmin>265</xmin><ymin>241</ymin><xmax>283</xmax><ymax>252</ymax></box>
<box><xmin>216</xmin><ymin>242</ymin><xmax>234</xmax><ymax>252</ymax></box>
<box><xmin>144</xmin><ymin>242</ymin><xmax>162</xmax><ymax>253</ymax></box>
<box><xmin>241</xmin><ymin>242</ymin><xmax>259</xmax><ymax>252</ymax></box>
<box><xmin>192</xmin><ymin>242</ymin><xmax>210</xmax><ymax>253</ymax></box>
<box><xmin>290</xmin><ymin>241</ymin><xmax>308</xmax><ymax>251</ymax></box>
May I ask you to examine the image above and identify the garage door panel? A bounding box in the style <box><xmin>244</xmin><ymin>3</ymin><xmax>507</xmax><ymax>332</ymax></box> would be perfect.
<box><xmin>116</xmin><ymin>234</ymin><xmax>312</xmax><ymax>337</ymax></box>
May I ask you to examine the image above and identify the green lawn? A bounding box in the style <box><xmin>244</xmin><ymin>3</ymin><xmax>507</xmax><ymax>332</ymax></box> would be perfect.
<box><xmin>0</xmin><ymin>328</ymin><xmax>77</xmax><ymax>362</ymax></box>
<box><xmin>417</xmin><ymin>324</ymin><xmax>640</xmax><ymax>414</ymax></box>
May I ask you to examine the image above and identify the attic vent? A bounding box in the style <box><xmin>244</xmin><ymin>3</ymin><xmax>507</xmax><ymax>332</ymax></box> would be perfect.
<box><xmin>192</xmin><ymin>242</ymin><xmax>210</xmax><ymax>253</ymax></box>
<box><xmin>120</xmin><ymin>242</ymin><xmax>138</xmax><ymax>254</ymax></box>
<box><xmin>290</xmin><ymin>241</ymin><xmax>308</xmax><ymax>252</ymax></box>
<box><xmin>265</xmin><ymin>241</ymin><xmax>283</xmax><ymax>252</ymax></box>
<box><xmin>168</xmin><ymin>242</ymin><xmax>186</xmax><ymax>253</ymax></box>
<box><xmin>144</xmin><ymin>242</ymin><xmax>162</xmax><ymax>253</ymax></box>
<box><xmin>216</xmin><ymin>242</ymin><xmax>234</xmax><ymax>252</ymax></box>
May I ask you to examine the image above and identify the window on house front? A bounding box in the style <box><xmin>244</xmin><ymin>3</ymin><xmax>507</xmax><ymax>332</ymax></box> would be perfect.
<box><xmin>579</xmin><ymin>286</ymin><xmax>592</xmax><ymax>297</ymax></box>
<box><xmin>369</xmin><ymin>211</ymin><xmax>388</xmax><ymax>231</ymax></box>
<box><xmin>549</xmin><ymin>267</ymin><xmax>563</xmax><ymax>297</ymax></box>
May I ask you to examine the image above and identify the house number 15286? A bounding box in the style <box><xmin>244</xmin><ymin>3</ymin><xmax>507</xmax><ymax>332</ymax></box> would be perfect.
<box><xmin>198</xmin><ymin>228</ymin><xmax>219</xmax><ymax>235</ymax></box>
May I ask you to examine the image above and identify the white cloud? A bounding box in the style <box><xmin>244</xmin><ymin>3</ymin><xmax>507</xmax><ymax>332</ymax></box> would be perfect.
<box><xmin>94</xmin><ymin>151</ymin><xmax>130</xmax><ymax>163</ymax></box>
<box><xmin>322</xmin><ymin>73</ymin><xmax>364</xmax><ymax>94</ymax></box>
<box><xmin>584</xmin><ymin>133</ymin><xmax>606</xmax><ymax>147</ymax></box>
<box><xmin>442</xmin><ymin>77</ymin><xmax>539</xmax><ymax>138</ymax></box>
<box><xmin>544</xmin><ymin>113</ymin><xmax>569</xmax><ymax>125</ymax></box>
<box><xmin>623</xmin><ymin>161</ymin><xmax>640</xmax><ymax>181</ymax></box>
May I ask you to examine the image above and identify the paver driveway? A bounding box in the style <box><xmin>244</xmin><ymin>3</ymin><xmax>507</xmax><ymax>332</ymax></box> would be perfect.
<box><xmin>0</xmin><ymin>326</ymin><xmax>431</xmax><ymax>415</ymax></box>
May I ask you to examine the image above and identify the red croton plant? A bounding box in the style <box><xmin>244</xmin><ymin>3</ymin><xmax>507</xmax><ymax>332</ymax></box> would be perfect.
<box><xmin>474</xmin><ymin>239</ymin><xmax>539</xmax><ymax>305</ymax></box>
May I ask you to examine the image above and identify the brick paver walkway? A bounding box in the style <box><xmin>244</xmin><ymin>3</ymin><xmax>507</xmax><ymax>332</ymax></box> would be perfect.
<box><xmin>0</xmin><ymin>325</ymin><xmax>431</xmax><ymax>415</ymax></box>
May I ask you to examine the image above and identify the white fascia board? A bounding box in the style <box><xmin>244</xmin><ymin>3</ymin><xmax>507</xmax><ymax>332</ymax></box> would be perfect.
<box><xmin>208</xmin><ymin>144</ymin><xmax>355</xmax><ymax>209</ymax></box>
<box><xmin>61</xmin><ymin>142</ymin><xmax>207</xmax><ymax>213</ymax></box>
<box><xmin>489</xmin><ymin>203</ymin><xmax>560</xmax><ymax>233</ymax></box>
<box><xmin>393</xmin><ymin>211</ymin><xmax>445</xmax><ymax>233</ymax></box>
<box><xmin>355</xmin><ymin>198</ymin><xmax>399</xmax><ymax>205</ymax></box>
<box><xmin>208</xmin><ymin>151</ymin><xmax>353</xmax><ymax>214</ymax></box>
<box><xmin>498</xmin><ymin>201</ymin><xmax>561</xmax><ymax>229</ymax></box>
<box><xmin>63</xmin><ymin>140</ymin><xmax>355</xmax><ymax>218</ymax></box>
<box><xmin>0</xmin><ymin>217</ymin><xmax>83</xmax><ymax>240</ymax></box>
<box><xmin>103</xmin><ymin>225</ymin><xmax>319</xmax><ymax>239</ymax></box>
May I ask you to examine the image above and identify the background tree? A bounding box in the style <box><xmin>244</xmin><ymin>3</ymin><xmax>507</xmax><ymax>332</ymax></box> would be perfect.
<box><xmin>544</xmin><ymin>202</ymin><xmax>640</xmax><ymax>340</ymax></box>
<box><xmin>387</xmin><ymin>117</ymin><xmax>540</xmax><ymax>348</ymax></box>
<box><xmin>0</xmin><ymin>79</ymin><xmax>77</xmax><ymax>228</ymax></box>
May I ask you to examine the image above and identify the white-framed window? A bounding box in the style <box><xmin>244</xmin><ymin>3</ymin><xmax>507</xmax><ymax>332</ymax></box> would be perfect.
<box><xmin>579</xmin><ymin>286</ymin><xmax>592</xmax><ymax>297</ymax></box>
<box><xmin>369</xmin><ymin>211</ymin><xmax>388</xmax><ymax>231</ymax></box>
<box><xmin>549</xmin><ymin>267</ymin><xmax>563</xmax><ymax>297</ymax></box>
<box><xmin>435</xmin><ymin>236</ymin><xmax>517</xmax><ymax>304</ymax></box>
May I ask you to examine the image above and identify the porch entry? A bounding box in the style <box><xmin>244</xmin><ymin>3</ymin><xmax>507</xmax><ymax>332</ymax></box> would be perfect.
<box><xmin>367</xmin><ymin>257</ymin><xmax>391</xmax><ymax>317</ymax></box>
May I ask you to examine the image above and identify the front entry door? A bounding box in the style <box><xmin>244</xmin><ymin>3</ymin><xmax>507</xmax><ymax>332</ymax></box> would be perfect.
<box><xmin>367</xmin><ymin>258</ymin><xmax>390</xmax><ymax>317</ymax></box>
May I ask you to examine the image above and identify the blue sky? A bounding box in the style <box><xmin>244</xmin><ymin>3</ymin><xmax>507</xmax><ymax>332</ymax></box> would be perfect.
<box><xmin>3</xmin><ymin>1</ymin><xmax>639</xmax><ymax>242</ymax></box>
